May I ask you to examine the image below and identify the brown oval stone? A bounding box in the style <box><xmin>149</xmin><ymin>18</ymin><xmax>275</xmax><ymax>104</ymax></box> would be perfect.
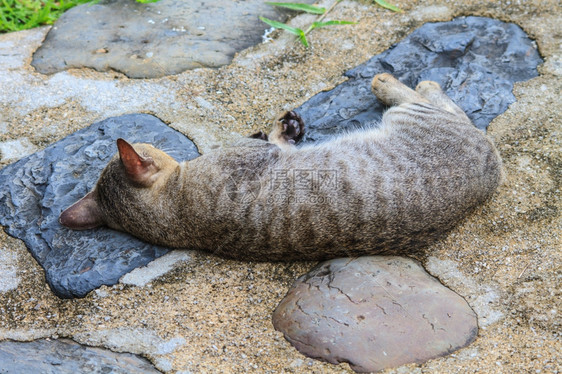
<box><xmin>272</xmin><ymin>256</ymin><xmax>478</xmax><ymax>372</ymax></box>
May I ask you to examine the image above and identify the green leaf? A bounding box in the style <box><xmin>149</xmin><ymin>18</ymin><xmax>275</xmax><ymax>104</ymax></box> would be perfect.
<box><xmin>373</xmin><ymin>0</ymin><xmax>402</xmax><ymax>12</ymax></box>
<box><xmin>310</xmin><ymin>20</ymin><xmax>356</xmax><ymax>30</ymax></box>
<box><xmin>259</xmin><ymin>16</ymin><xmax>309</xmax><ymax>47</ymax></box>
<box><xmin>297</xmin><ymin>31</ymin><xmax>309</xmax><ymax>47</ymax></box>
<box><xmin>266</xmin><ymin>2</ymin><xmax>325</xmax><ymax>14</ymax></box>
<box><xmin>259</xmin><ymin>16</ymin><xmax>303</xmax><ymax>36</ymax></box>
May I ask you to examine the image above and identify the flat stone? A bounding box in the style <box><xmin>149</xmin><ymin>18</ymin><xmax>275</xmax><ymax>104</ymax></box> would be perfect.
<box><xmin>31</xmin><ymin>0</ymin><xmax>313</xmax><ymax>79</ymax></box>
<box><xmin>296</xmin><ymin>16</ymin><xmax>542</xmax><ymax>143</ymax></box>
<box><xmin>273</xmin><ymin>256</ymin><xmax>478</xmax><ymax>373</ymax></box>
<box><xmin>0</xmin><ymin>114</ymin><xmax>199</xmax><ymax>298</ymax></box>
<box><xmin>0</xmin><ymin>338</ymin><xmax>160</xmax><ymax>373</ymax></box>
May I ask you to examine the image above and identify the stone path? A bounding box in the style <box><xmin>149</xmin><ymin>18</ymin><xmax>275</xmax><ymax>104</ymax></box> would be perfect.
<box><xmin>0</xmin><ymin>16</ymin><xmax>541</xmax><ymax>302</ymax></box>
<box><xmin>0</xmin><ymin>0</ymin><xmax>560</xmax><ymax>373</ymax></box>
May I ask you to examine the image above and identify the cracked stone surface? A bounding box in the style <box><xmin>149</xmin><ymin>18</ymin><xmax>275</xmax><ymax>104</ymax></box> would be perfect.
<box><xmin>0</xmin><ymin>338</ymin><xmax>160</xmax><ymax>373</ymax></box>
<box><xmin>31</xmin><ymin>0</ymin><xmax>314</xmax><ymax>79</ymax></box>
<box><xmin>273</xmin><ymin>257</ymin><xmax>479</xmax><ymax>373</ymax></box>
<box><xmin>297</xmin><ymin>16</ymin><xmax>542</xmax><ymax>143</ymax></box>
<box><xmin>0</xmin><ymin>114</ymin><xmax>199</xmax><ymax>298</ymax></box>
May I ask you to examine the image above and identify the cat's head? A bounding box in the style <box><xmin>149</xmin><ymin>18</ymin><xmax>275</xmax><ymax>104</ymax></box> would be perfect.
<box><xmin>59</xmin><ymin>139</ymin><xmax>178</xmax><ymax>231</ymax></box>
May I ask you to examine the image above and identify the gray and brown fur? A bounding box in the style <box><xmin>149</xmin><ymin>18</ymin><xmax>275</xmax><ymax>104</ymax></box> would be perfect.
<box><xmin>60</xmin><ymin>73</ymin><xmax>503</xmax><ymax>261</ymax></box>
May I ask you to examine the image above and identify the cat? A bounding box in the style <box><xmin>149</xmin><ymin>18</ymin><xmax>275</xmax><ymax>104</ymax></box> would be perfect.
<box><xmin>59</xmin><ymin>73</ymin><xmax>503</xmax><ymax>261</ymax></box>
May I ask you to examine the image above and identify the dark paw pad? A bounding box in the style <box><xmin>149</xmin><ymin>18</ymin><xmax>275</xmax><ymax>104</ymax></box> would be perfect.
<box><xmin>279</xmin><ymin>111</ymin><xmax>305</xmax><ymax>144</ymax></box>
<box><xmin>249</xmin><ymin>131</ymin><xmax>269</xmax><ymax>141</ymax></box>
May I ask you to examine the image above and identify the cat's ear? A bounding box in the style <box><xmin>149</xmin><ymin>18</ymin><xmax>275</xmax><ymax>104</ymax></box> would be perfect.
<box><xmin>117</xmin><ymin>138</ymin><xmax>159</xmax><ymax>187</ymax></box>
<box><xmin>59</xmin><ymin>191</ymin><xmax>105</xmax><ymax>230</ymax></box>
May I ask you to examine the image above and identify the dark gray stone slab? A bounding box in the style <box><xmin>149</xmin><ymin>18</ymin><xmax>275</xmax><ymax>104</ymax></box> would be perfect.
<box><xmin>0</xmin><ymin>114</ymin><xmax>199</xmax><ymax>298</ymax></box>
<box><xmin>296</xmin><ymin>16</ymin><xmax>542</xmax><ymax>143</ymax></box>
<box><xmin>0</xmin><ymin>338</ymin><xmax>160</xmax><ymax>374</ymax></box>
<box><xmin>31</xmin><ymin>0</ymin><xmax>314</xmax><ymax>79</ymax></box>
<box><xmin>273</xmin><ymin>256</ymin><xmax>478</xmax><ymax>373</ymax></box>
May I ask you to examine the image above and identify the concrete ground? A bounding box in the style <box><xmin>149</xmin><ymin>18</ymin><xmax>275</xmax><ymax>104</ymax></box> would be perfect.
<box><xmin>0</xmin><ymin>0</ymin><xmax>560</xmax><ymax>372</ymax></box>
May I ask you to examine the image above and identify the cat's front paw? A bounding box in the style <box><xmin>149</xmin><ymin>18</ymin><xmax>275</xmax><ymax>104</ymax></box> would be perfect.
<box><xmin>277</xmin><ymin>111</ymin><xmax>305</xmax><ymax>145</ymax></box>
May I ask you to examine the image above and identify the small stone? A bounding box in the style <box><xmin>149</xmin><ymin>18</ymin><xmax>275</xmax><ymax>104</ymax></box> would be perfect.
<box><xmin>120</xmin><ymin>251</ymin><xmax>191</xmax><ymax>288</ymax></box>
<box><xmin>410</xmin><ymin>5</ymin><xmax>453</xmax><ymax>22</ymax></box>
<box><xmin>0</xmin><ymin>138</ymin><xmax>37</xmax><ymax>162</ymax></box>
<box><xmin>0</xmin><ymin>248</ymin><xmax>19</xmax><ymax>293</ymax></box>
<box><xmin>273</xmin><ymin>256</ymin><xmax>478</xmax><ymax>373</ymax></box>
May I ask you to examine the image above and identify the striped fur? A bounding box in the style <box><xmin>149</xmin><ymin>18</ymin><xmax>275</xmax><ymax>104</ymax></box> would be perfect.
<box><xmin>60</xmin><ymin>74</ymin><xmax>502</xmax><ymax>261</ymax></box>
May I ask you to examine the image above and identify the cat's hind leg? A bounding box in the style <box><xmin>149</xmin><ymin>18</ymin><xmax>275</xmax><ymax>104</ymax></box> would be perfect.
<box><xmin>371</xmin><ymin>73</ymin><xmax>430</xmax><ymax>106</ymax></box>
<box><xmin>267</xmin><ymin>111</ymin><xmax>305</xmax><ymax>149</ymax></box>
<box><xmin>415</xmin><ymin>80</ymin><xmax>469</xmax><ymax>120</ymax></box>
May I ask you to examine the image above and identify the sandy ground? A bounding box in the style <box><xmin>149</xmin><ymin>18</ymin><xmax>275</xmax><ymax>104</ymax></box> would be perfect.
<box><xmin>0</xmin><ymin>0</ymin><xmax>560</xmax><ymax>372</ymax></box>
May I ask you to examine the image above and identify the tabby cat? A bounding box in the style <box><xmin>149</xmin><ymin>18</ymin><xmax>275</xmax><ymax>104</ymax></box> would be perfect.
<box><xmin>59</xmin><ymin>73</ymin><xmax>502</xmax><ymax>261</ymax></box>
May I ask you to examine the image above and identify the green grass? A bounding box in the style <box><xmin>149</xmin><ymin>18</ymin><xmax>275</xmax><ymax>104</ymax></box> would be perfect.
<box><xmin>261</xmin><ymin>1</ymin><xmax>356</xmax><ymax>47</ymax></box>
<box><xmin>0</xmin><ymin>0</ymin><xmax>94</xmax><ymax>33</ymax></box>
<box><xmin>261</xmin><ymin>0</ymin><xmax>401</xmax><ymax>48</ymax></box>
<box><xmin>0</xmin><ymin>0</ymin><xmax>161</xmax><ymax>33</ymax></box>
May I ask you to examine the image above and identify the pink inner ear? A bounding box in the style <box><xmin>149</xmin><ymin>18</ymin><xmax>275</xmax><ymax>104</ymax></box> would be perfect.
<box><xmin>59</xmin><ymin>191</ymin><xmax>104</xmax><ymax>230</ymax></box>
<box><xmin>117</xmin><ymin>138</ymin><xmax>146</xmax><ymax>177</ymax></box>
<box><xmin>116</xmin><ymin>138</ymin><xmax>158</xmax><ymax>186</ymax></box>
